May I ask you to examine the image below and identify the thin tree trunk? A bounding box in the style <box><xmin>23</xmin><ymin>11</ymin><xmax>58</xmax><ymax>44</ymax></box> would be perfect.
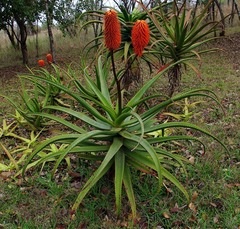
<box><xmin>234</xmin><ymin>1</ymin><xmax>240</xmax><ymax>21</ymax></box>
<box><xmin>92</xmin><ymin>0</ymin><xmax>103</xmax><ymax>44</ymax></box>
<box><xmin>4</xmin><ymin>19</ymin><xmax>20</xmax><ymax>50</ymax></box>
<box><xmin>36</xmin><ymin>19</ymin><xmax>39</xmax><ymax>58</ymax></box>
<box><xmin>46</xmin><ymin>0</ymin><xmax>56</xmax><ymax>63</ymax></box>
<box><xmin>15</xmin><ymin>16</ymin><xmax>28</xmax><ymax>64</ymax></box>
<box><xmin>214</xmin><ymin>0</ymin><xmax>225</xmax><ymax>35</ymax></box>
<box><xmin>4</xmin><ymin>26</ymin><xmax>17</xmax><ymax>49</ymax></box>
<box><xmin>10</xmin><ymin>19</ymin><xmax>20</xmax><ymax>49</ymax></box>
<box><xmin>211</xmin><ymin>1</ymin><xmax>217</xmax><ymax>37</ymax></box>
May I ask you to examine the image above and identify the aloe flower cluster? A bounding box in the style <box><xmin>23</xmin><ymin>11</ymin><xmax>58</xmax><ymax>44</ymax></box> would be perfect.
<box><xmin>104</xmin><ymin>10</ymin><xmax>150</xmax><ymax>56</ymax></box>
<box><xmin>38</xmin><ymin>53</ymin><xmax>53</xmax><ymax>67</ymax></box>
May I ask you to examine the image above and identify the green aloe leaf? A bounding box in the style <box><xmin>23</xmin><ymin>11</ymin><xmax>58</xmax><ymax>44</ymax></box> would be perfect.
<box><xmin>31</xmin><ymin>146</ymin><xmax>108</xmax><ymax>170</ymax></box>
<box><xmin>120</xmin><ymin>131</ymin><xmax>163</xmax><ymax>193</ymax></box>
<box><xmin>124</xmin><ymin>139</ymin><xmax>188</xmax><ymax>174</ymax></box>
<box><xmin>43</xmin><ymin>106</ymin><xmax>111</xmax><ymax>130</ymax></box>
<box><xmin>126</xmin><ymin>154</ymin><xmax>153</xmax><ymax>174</ymax></box>
<box><xmin>148</xmin><ymin>135</ymin><xmax>206</xmax><ymax>152</ymax></box>
<box><xmin>52</xmin><ymin>130</ymin><xmax>121</xmax><ymax>176</ymax></box>
<box><xmin>97</xmin><ymin>56</ymin><xmax>112</xmax><ymax>103</ymax></box>
<box><xmin>126</xmin><ymin>150</ymin><xmax>189</xmax><ymax>201</ymax></box>
<box><xmin>20</xmin><ymin>75</ymin><xmax>114</xmax><ymax>126</ymax></box>
<box><xmin>145</xmin><ymin>122</ymin><xmax>229</xmax><ymax>153</ymax></box>
<box><xmin>115</xmin><ymin>149</ymin><xmax>125</xmax><ymax>216</ymax></box>
<box><xmin>22</xmin><ymin>134</ymin><xmax>81</xmax><ymax>175</ymax></box>
<box><xmin>123</xmin><ymin>164</ymin><xmax>136</xmax><ymax>219</ymax></box>
<box><xmin>84</xmin><ymin>71</ymin><xmax>116</xmax><ymax>120</ymax></box>
<box><xmin>72</xmin><ymin>137</ymin><xmax>123</xmax><ymax>212</ymax></box>
<box><xmin>32</xmin><ymin>112</ymin><xmax>86</xmax><ymax>133</ymax></box>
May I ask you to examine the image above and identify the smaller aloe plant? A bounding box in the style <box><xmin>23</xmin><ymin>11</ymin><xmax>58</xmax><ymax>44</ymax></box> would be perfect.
<box><xmin>1</xmin><ymin>63</ymin><xmax>67</xmax><ymax>129</ymax></box>
<box><xmin>146</xmin><ymin>0</ymin><xmax>221</xmax><ymax>96</ymax></box>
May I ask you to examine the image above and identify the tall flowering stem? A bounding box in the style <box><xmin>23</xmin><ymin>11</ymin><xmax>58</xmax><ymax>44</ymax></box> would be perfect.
<box><xmin>104</xmin><ymin>10</ymin><xmax>122</xmax><ymax>113</ymax></box>
<box><xmin>131</xmin><ymin>20</ymin><xmax>150</xmax><ymax>57</ymax></box>
<box><xmin>110</xmin><ymin>51</ymin><xmax>122</xmax><ymax>113</ymax></box>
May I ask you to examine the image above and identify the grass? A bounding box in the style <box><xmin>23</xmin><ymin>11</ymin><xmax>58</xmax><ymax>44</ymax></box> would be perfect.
<box><xmin>0</xmin><ymin>28</ymin><xmax>92</xmax><ymax>68</ymax></box>
<box><xmin>0</xmin><ymin>27</ymin><xmax>240</xmax><ymax>228</ymax></box>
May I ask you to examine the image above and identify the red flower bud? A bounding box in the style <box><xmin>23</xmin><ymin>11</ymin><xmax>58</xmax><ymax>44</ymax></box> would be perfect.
<box><xmin>131</xmin><ymin>20</ymin><xmax>150</xmax><ymax>57</ymax></box>
<box><xmin>38</xmin><ymin>59</ymin><xmax>45</xmax><ymax>67</ymax></box>
<box><xmin>46</xmin><ymin>53</ymin><xmax>53</xmax><ymax>64</ymax></box>
<box><xmin>104</xmin><ymin>10</ymin><xmax>121</xmax><ymax>51</ymax></box>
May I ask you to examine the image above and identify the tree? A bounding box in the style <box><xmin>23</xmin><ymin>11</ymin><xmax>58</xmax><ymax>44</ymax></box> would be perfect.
<box><xmin>0</xmin><ymin>1</ymin><xmax>19</xmax><ymax>49</ymax></box>
<box><xmin>112</xmin><ymin>0</ymin><xmax>137</xmax><ymax>13</ymax></box>
<box><xmin>77</xmin><ymin>0</ymin><xmax>104</xmax><ymax>38</ymax></box>
<box><xmin>0</xmin><ymin>0</ymin><xmax>42</xmax><ymax>64</ymax></box>
<box><xmin>53</xmin><ymin>0</ymin><xmax>80</xmax><ymax>37</ymax></box>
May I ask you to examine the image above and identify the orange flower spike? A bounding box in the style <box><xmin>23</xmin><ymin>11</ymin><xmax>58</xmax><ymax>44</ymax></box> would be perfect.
<box><xmin>46</xmin><ymin>53</ymin><xmax>53</xmax><ymax>64</ymax></box>
<box><xmin>104</xmin><ymin>10</ymin><xmax>121</xmax><ymax>51</ymax></box>
<box><xmin>131</xmin><ymin>20</ymin><xmax>150</xmax><ymax>57</ymax></box>
<box><xmin>38</xmin><ymin>59</ymin><xmax>45</xmax><ymax>67</ymax></box>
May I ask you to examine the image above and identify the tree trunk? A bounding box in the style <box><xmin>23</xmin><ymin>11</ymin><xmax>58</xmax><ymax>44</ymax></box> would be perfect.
<box><xmin>46</xmin><ymin>0</ymin><xmax>56</xmax><ymax>63</ymax></box>
<box><xmin>14</xmin><ymin>16</ymin><xmax>28</xmax><ymax>64</ymax></box>
<box><xmin>214</xmin><ymin>0</ymin><xmax>225</xmax><ymax>35</ymax></box>
<box><xmin>36</xmin><ymin>19</ymin><xmax>39</xmax><ymax>58</ymax></box>
<box><xmin>20</xmin><ymin>38</ymin><xmax>28</xmax><ymax>65</ymax></box>
<box><xmin>4</xmin><ymin>26</ymin><xmax>17</xmax><ymax>49</ymax></box>
<box><xmin>234</xmin><ymin>1</ymin><xmax>240</xmax><ymax>21</ymax></box>
<box><xmin>92</xmin><ymin>0</ymin><xmax>103</xmax><ymax>45</ymax></box>
<box><xmin>211</xmin><ymin>1</ymin><xmax>217</xmax><ymax>37</ymax></box>
<box><xmin>230</xmin><ymin>0</ymin><xmax>240</xmax><ymax>24</ymax></box>
<box><xmin>4</xmin><ymin>19</ymin><xmax>20</xmax><ymax>50</ymax></box>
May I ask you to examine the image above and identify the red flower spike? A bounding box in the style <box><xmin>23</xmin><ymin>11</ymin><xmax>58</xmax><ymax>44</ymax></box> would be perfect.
<box><xmin>104</xmin><ymin>10</ymin><xmax>121</xmax><ymax>51</ymax></box>
<box><xmin>46</xmin><ymin>53</ymin><xmax>53</xmax><ymax>64</ymax></box>
<box><xmin>131</xmin><ymin>20</ymin><xmax>150</xmax><ymax>57</ymax></box>
<box><xmin>38</xmin><ymin>59</ymin><xmax>45</xmax><ymax>67</ymax></box>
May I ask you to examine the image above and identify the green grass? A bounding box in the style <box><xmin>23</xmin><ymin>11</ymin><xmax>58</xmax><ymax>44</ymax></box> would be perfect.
<box><xmin>0</xmin><ymin>28</ymin><xmax>240</xmax><ymax>228</ymax></box>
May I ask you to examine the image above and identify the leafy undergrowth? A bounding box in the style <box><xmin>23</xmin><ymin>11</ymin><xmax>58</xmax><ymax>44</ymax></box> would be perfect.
<box><xmin>0</xmin><ymin>32</ymin><xmax>240</xmax><ymax>228</ymax></box>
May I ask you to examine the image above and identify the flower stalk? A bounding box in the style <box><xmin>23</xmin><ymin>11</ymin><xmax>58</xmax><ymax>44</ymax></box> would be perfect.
<box><xmin>110</xmin><ymin>50</ymin><xmax>122</xmax><ymax>113</ymax></box>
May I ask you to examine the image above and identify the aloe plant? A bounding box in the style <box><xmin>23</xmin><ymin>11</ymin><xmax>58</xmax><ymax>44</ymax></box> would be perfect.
<box><xmin>16</xmin><ymin>3</ymin><xmax>229</xmax><ymax>220</ymax></box>
<box><xmin>0</xmin><ymin>4</ymin><xmax>228</xmax><ymax>220</ymax></box>
<box><xmin>21</xmin><ymin>55</ymin><xmax>228</xmax><ymax>219</ymax></box>
<box><xmin>1</xmin><ymin>65</ymin><xmax>68</xmax><ymax>129</ymax></box>
<box><xmin>147</xmin><ymin>0</ymin><xmax>221</xmax><ymax>96</ymax></box>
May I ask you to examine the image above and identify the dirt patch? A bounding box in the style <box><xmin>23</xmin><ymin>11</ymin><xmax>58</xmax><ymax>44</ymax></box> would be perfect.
<box><xmin>213</xmin><ymin>32</ymin><xmax>240</xmax><ymax>71</ymax></box>
<box><xmin>0</xmin><ymin>65</ymin><xmax>30</xmax><ymax>83</ymax></box>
